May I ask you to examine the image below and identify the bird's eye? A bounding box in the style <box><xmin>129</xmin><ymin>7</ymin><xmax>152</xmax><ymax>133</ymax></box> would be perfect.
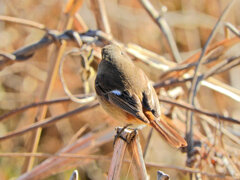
<box><xmin>120</xmin><ymin>51</ymin><xmax>124</xmax><ymax>55</ymax></box>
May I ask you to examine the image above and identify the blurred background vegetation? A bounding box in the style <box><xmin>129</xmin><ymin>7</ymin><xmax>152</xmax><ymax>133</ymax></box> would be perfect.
<box><xmin>0</xmin><ymin>0</ymin><xmax>240</xmax><ymax>179</ymax></box>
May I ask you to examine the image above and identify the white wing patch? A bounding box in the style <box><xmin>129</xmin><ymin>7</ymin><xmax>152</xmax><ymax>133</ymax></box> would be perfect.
<box><xmin>111</xmin><ymin>90</ymin><xmax>122</xmax><ymax>96</ymax></box>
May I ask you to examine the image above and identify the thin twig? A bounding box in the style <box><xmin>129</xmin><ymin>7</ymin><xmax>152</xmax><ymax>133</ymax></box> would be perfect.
<box><xmin>24</xmin><ymin>8</ymin><xmax>78</xmax><ymax>171</ymax></box>
<box><xmin>0</xmin><ymin>15</ymin><xmax>46</xmax><ymax>30</ymax></box>
<box><xmin>1</xmin><ymin>26</ymin><xmax>239</xmax><ymax>105</ymax></box>
<box><xmin>0</xmin><ymin>152</ymin><xmax>236</xmax><ymax>179</ymax></box>
<box><xmin>1</xmin><ymin>95</ymin><xmax>239</xmax><ymax>125</ymax></box>
<box><xmin>143</xmin><ymin>128</ymin><xmax>153</xmax><ymax>158</ymax></box>
<box><xmin>198</xmin><ymin>114</ymin><xmax>240</xmax><ymax>145</ymax></box>
<box><xmin>160</xmin><ymin>46</ymin><xmax>222</xmax><ymax>78</ymax></box>
<box><xmin>139</xmin><ymin>0</ymin><xmax>182</xmax><ymax>62</ymax></box>
<box><xmin>90</xmin><ymin>0</ymin><xmax>111</xmax><ymax>34</ymax></box>
<box><xmin>145</xmin><ymin>162</ymin><xmax>236</xmax><ymax>179</ymax></box>
<box><xmin>188</xmin><ymin>0</ymin><xmax>236</xmax><ymax>117</ymax></box>
<box><xmin>224</xmin><ymin>22</ymin><xmax>240</xmax><ymax>37</ymax></box>
<box><xmin>59</xmin><ymin>48</ymin><xmax>96</xmax><ymax>103</ymax></box>
<box><xmin>0</xmin><ymin>51</ymin><xmax>16</xmax><ymax>60</ymax></box>
<box><xmin>18</xmin><ymin>127</ymin><xmax>114</xmax><ymax>180</ymax></box>
<box><xmin>206</xmin><ymin>77</ymin><xmax>240</xmax><ymax>102</ymax></box>
<box><xmin>186</xmin><ymin>0</ymin><xmax>236</xmax><ymax>158</ymax></box>
<box><xmin>0</xmin><ymin>30</ymin><xmax>100</xmax><ymax>68</ymax></box>
<box><xmin>202</xmin><ymin>55</ymin><xmax>240</xmax><ymax>79</ymax></box>
<box><xmin>0</xmin><ymin>94</ymin><xmax>95</xmax><ymax>122</ymax></box>
<box><xmin>154</xmin><ymin>55</ymin><xmax>240</xmax><ymax>89</ymax></box>
<box><xmin>1</xmin><ymin>16</ymin><xmax>240</xmax><ymax>105</ymax></box>
<box><xmin>215</xmin><ymin>58</ymin><xmax>240</xmax><ymax>74</ymax></box>
<box><xmin>127</xmin><ymin>39</ymin><xmax>240</xmax><ymax>103</ymax></box>
<box><xmin>127</xmin><ymin>43</ymin><xmax>174</xmax><ymax>67</ymax></box>
<box><xmin>74</xmin><ymin>14</ymin><xmax>89</xmax><ymax>31</ymax></box>
<box><xmin>0</xmin><ymin>101</ymin><xmax>98</xmax><ymax>141</ymax></box>
<box><xmin>68</xmin><ymin>124</ymin><xmax>89</xmax><ymax>145</ymax></box>
<box><xmin>0</xmin><ymin>152</ymin><xmax>110</xmax><ymax>160</ymax></box>
<box><xmin>155</xmin><ymin>76</ymin><xmax>240</xmax><ymax>103</ymax></box>
<box><xmin>158</xmin><ymin>97</ymin><xmax>240</xmax><ymax>124</ymax></box>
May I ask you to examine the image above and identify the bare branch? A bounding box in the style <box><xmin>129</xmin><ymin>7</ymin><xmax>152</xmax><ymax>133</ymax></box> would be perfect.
<box><xmin>187</xmin><ymin>0</ymin><xmax>236</xmax><ymax>135</ymax></box>
<box><xmin>90</xmin><ymin>0</ymin><xmax>111</xmax><ymax>34</ymax></box>
<box><xmin>185</xmin><ymin>1</ymin><xmax>237</xmax><ymax>162</ymax></box>
<box><xmin>139</xmin><ymin>0</ymin><xmax>182</xmax><ymax>62</ymax></box>
<box><xmin>59</xmin><ymin>48</ymin><xmax>96</xmax><ymax>103</ymax></box>
<box><xmin>0</xmin><ymin>30</ymin><xmax>101</xmax><ymax>69</ymax></box>
<box><xmin>108</xmin><ymin>128</ymin><xmax>129</xmax><ymax>180</ymax></box>
<box><xmin>0</xmin><ymin>101</ymin><xmax>98</xmax><ymax>141</ymax></box>
<box><xmin>159</xmin><ymin>97</ymin><xmax>240</xmax><ymax>124</ymax></box>
<box><xmin>0</xmin><ymin>15</ymin><xmax>46</xmax><ymax>30</ymax></box>
<box><xmin>127</xmin><ymin>131</ymin><xmax>148</xmax><ymax>180</ymax></box>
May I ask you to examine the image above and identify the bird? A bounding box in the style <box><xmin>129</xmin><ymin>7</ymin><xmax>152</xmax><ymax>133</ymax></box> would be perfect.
<box><xmin>95</xmin><ymin>44</ymin><xmax>187</xmax><ymax>148</ymax></box>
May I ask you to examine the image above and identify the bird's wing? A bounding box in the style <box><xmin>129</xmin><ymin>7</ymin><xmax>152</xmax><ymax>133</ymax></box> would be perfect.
<box><xmin>95</xmin><ymin>80</ymin><xmax>149</xmax><ymax>123</ymax></box>
<box><xmin>141</xmin><ymin>81</ymin><xmax>187</xmax><ymax>148</ymax></box>
<box><xmin>142</xmin><ymin>82</ymin><xmax>161</xmax><ymax>118</ymax></box>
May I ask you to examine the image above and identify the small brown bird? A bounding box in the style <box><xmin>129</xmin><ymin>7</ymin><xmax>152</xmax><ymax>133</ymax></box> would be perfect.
<box><xmin>95</xmin><ymin>44</ymin><xmax>187</xmax><ymax>148</ymax></box>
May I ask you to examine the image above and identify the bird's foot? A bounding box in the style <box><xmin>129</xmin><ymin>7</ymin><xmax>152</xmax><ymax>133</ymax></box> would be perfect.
<box><xmin>113</xmin><ymin>125</ymin><xmax>137</xmax><ymax>146</ymax></box>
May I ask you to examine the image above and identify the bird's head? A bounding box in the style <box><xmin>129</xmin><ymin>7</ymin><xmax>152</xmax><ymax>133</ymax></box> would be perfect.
<box><xmin>101</xmin><ymin>44</ymin><xmax>123</xmax><ymax>62</ymax></box>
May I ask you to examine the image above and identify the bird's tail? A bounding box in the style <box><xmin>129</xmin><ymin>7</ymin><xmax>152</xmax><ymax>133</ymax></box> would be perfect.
<box><xmin>149</xmin><ymin>117</ymin><xmax>187</xmax><ymax>148</ymax></box>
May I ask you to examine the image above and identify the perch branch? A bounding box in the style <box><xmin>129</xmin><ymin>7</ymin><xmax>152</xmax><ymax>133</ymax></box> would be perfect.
<box><xmin>127</xmin><ymin>130</ymin><xmax>148</xmax><ymax>180</ymax></box>
<box><xmin>108</xmin><ymin>128</ymin><xmax>129</xmax><ymax>180</ymax></box>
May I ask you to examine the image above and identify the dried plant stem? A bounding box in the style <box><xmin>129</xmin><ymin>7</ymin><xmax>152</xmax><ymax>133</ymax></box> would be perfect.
<box><xmin>74</xmin><ymin>14</ymin><xmax>89</xmax><ymax>31</ymax></box>
<box><xmin>198</xmin><ymin>114</ymin><xmax>240</xmax><ymax>145</ymax></box>
<box><xmin>143</xmin><ymin>128</ymin><xmax>153</xmax><ymax>158</ymax></box>
<box><xmin>127</xmin><ymin>131</ymin><xmax>148</xmax><ymax>180</ymax></box>
<box><xmin>0</xmin><ymin>95</ymin><xmax>238</xmax><ymax>144</ymax></box>
<box><xmin>24</xmin><ymin>36</ymin><xmax>67</xmax><ymax>172</ymax></box>
<box><xmin>127</xmin><ymin>41</ymin><xmax>240</xmax><ymax>103</ymax></box>
<box><xmin>23</xmin><ymin>0</ymin><xmax>84</xmax><ymax>171</ymax></box>
<box><xmin>1</xmin><ymin>152</ymin><xmax>235</xmax><ymax>178</ymax></box>
<box><xmin>158</xmin><ymin>97</ymin><xmax>240</xmax><ymax>124</ymax></box>
<box><xmin>18</xmin><ymin>128</ymin><xmax>114</xmax><ymax>180</ymax></box>
<box><xmin>145</xmin><ymin>162</ymin><xmax>236</xmax><ymax>179</ymax></box>
<box><xmin>1</xmin><ymin>95</ymin><xmax>239</xmax><ymax>142</ymax></box>
<box><xmin>108</xmin><ymin>128</ymin><xmax>148</xmax><ymax>180</ymax></box>
<box><xmin>0</xmin><ymin>152</ymin><xmax>111</xmax><ymax>160</ymax></box>
<box><xmin>0</xmin><ymin>94</ymin><xmax>95</xmax><ymax>122</ymax></box>
<box><xmin>0</xmin><ymin>30</ymin><xmax>100</xmax><ymax>70</ymax></box>
<box><xmin>186</xmin><ymin>0</ymin><xmax>236</xmax><ymax>165</ymax></box>
<box><xmin>59</xmin><ymin>49</ymin><xmax>96</xmax><ymax>103</ymax></box>
<box><xmin>0</xmin><ymin>15</ymin><xmax>46</xmax><ymax>30</ymax></box>
<box><xmin>0</xmin><ymin>25</ymin><xmax>239</xmax><ymax>104</ymax></box>
<box><xmin>224</xmin><ymin>22</ymin><xmax>240</xmax><ymax>37</ymax></box>
<box><xmin>90</xmin><ymin>0</ymin><xmax>111</xmax><ymax>34</ymax></box>
<box><xmin>108</xmin><ymin>128</ymin><xmax>128</xmax><ymax>180</ymax></box>
<box><xmin>187</xmin><ymin>0</ymin><xmax>236</xmax><ymax>126</ymax></box>
<box><xmin>0</xmin><ymin>102</ymin><xmax>98</xmax><ymax>142</ymax></box>
<box><xmin>139</xmin><ymin>0</ymin><xmax>182</xmax><ymax>62</ymax></box>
